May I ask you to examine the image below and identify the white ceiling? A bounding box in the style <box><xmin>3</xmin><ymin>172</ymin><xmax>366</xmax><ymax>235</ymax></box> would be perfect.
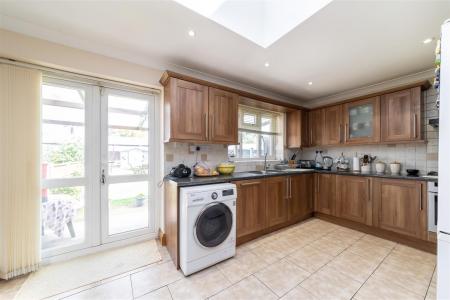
<box><xmin>0</xmin><ymin>0</ymin><xmax>449</xmax><ymax>103</ymax></box>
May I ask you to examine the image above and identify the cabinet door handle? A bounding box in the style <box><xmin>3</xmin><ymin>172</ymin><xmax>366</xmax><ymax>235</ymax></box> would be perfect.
<box><xmin>240</xmin><ymin>182</ymin><xmax>260</xmax><ymax>187</ymax></box>
<box><xmin>413</xmin><ymin>114</ymin><xmax>417</xmax><ymax>139</ymax></box>
<box><xmin>286</xmin><ymin>177</ymin><xmax>290</xmax><ymax>199</ymax></box>
<box><xmin>203</xmin><ymin>113</ymin><xmax>208</xmax><ymax>140</ymax></box>
<box><xmin>367</xmin><ymin>179</ymin><xmax>370</xmax><ymax>202</ymax></box>
<box><xmin>289</xmin><ymin>177</ymin><xmax>292</xmax><ymax>198</ymax></box>
<box><xmin>419</xmin><ymin>183</ymin><xmax>423</xmax><ymax>210</ymax></box>
<box><xmin>310</xmin><ymin>128</ymin><xmax>313</xmax><ymax>145</ymax></box>
<box><xmin>345</xmin><ymin>123</ymin><xmax>348</xmax><ymax>142</ymax></box>
<box><xmin>339</xmin><ymin>124</ymin><xmax>342</xmax><ymax>143</ymax></box>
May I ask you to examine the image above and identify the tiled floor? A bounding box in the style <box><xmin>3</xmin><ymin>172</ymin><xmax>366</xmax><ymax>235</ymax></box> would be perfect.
<box><xmin>2</xmin><ymin>218</ymin><xmax>437</xmax><ymax>300</ymax></box>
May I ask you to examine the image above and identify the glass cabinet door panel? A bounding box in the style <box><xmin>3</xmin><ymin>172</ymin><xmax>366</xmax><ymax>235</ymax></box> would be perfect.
<box><xmin>348</xmin><ymin>103</ymin><xmax>374</xmax><ymax>139</ymax></box>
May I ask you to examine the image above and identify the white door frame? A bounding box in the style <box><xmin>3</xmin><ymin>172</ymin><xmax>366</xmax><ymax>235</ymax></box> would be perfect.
<box><xmin>41</xmin><ymin>76</ymin><xmax>161</xmax><ymax>259</ymax></box>
<box><xmin>99</xmin><ymin>87</ymin><xmax>158</xmax><ymax>244</ymax></box>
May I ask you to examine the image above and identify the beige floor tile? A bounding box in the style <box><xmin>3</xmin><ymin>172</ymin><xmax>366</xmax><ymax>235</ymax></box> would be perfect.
<box><xmin>391</xmin><ymin>244</ymin><xmax>436</xmax><ymax>266</ymax></box>
<box><xmin>383</xmin><ymin>250</ymin><xmax>436</xmax><ymax>277</ymax></box>
<box><xmin>216</xmin><ymin>251</ymin><xmax>268</xmax><ymax>284</ymax></box>
<box><xmin>254</xmin><ymin>258</ymin><xmax>310</xmax><ymax>297</ymax></box>
<box><xmin>373</xmin><ymin>260</ymin><xmax>433</xmax><ymax>296</ymax></box>
<box><xmin>327</xmin><ymin>250</ymin><xmax>380</xmax><ymax>283</ymax></box>
<box><xmin>251</xmin><ymin>241</ymin><xmax>286</xmax><ymax>264</ymax></box>
<box><xmin>280</xmin><ymin>285</ymin><xmax>318</xmax><ymax>300</ymax></box>
<box><xmin>168</xmin><ymin>266</ymin><xmax>231</xmax><ymax>300</ymax></box>
<box><xmin>309</xmin><ymin>235</ymin><xmax>348</xmax><ymax>256</ymax></box>
<box><xmin>355</xmin><ymin>273</ymin><xmax>422</xmax><ymax>300</ymax></box>
<box><xmin>210</xmin><ymin>275</ymin><xmax>277</xmax><ymax>300</ymax></box>
<box><xmin>136</xmin><ymin>286</ymin><xmax>172</xmax><ymax>300</ymax></box>
<box><xmin>331</xmin><ymin>228</ymin><xmax>365</xmax><ymax>244</ymax></box>
<box><xmin>359</xmin><ymin>235</ymin><xmax>396</xmax><ymax>249</ymax></box>
<box><xmin>131</xmin><ymin>261</ymin><xmax>183</xmax><ymax>297</ymax></box>
<box><xmin>300</xmin><ymin>265</ymin><xmax>362</xmax><ymax>300</ymax></box>
<box><xmin>0</xmin><ymin>275</ymin><xmax>28</xmax><ymax>300</ymax></box>
<box><xmin>287</xmin><ymin>245</ymin><xmax>333</xmax><ymax>273</ymax></box>
<box><xmin>425</xmin><ymin>273</ymin><xmax>436</xmax><ymax>300</ymax></box>
<box><xmin>64</xmin><ymin>276</ymin><xmax>133</xmax><ymax>300</ymax></box>
<box><xmin>347</xmin><ymin>240</ymin><xmax>391</xmax><ymax>263</ymax></box>
<box><xmin>275</xmin><ymin>235</ymin><xmax>310</xmax><ymax>252</ymax></box>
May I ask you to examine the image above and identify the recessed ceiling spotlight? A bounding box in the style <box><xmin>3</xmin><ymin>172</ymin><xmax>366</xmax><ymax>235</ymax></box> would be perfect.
<box><xmin>423</xmin><ymin>37</ymin><xmax>433</xmax><ymax>44</ymax></box>
<box><xmin>264</xmin><ymin>62</ymin><xmax>270</xmax><ymax>67</ymax></box>
<box><xmin>308</xmin><ymin>81</ymin><xmax>313</xmax><ymax>86</ymax></box>
<box><xmin>188</xmin><ymin>30</ymin><xmax>195</xmax><ymax>37</ymax></box>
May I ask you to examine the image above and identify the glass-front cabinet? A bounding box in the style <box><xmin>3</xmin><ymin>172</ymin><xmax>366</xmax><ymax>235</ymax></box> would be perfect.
<box><xmin>343</xmin><ymin>96</ymin><xmax>380</xmax><ymax>144</ymax></box>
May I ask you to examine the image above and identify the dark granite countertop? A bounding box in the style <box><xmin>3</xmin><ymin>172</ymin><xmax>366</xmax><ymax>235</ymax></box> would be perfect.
<box><xmin>167</xmin><ymin>169</ymin><xmax>437</xmax><ymax>187</ymax></box>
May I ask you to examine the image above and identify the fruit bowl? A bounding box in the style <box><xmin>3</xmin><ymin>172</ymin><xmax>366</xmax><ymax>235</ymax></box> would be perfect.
<box><xmin>217</xmin><ymin>163</ymin><xmax>235</xmax><ymax>175</ymax></box>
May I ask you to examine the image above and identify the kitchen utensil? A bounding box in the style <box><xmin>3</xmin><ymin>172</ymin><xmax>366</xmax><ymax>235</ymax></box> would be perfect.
<box><xmin>406</xmin><ymin>169</ymin><xmax>419</xmax><ymax>176</ymax></box>
<box><xmin>361</xmin><ymin>164</ymin><xmax>371</xmax><ymax>173</ymax></box>
<box><xmin>375</xmin><ymin>162</ymin><xmax>386</xmax><ymax>174</ymax></box>
<box><xmin>390</xmin><ymin>162</ymin><xmax>401</xmax><ymax>175</ymax></box>
<box><xmin>322</xmin><ymin>156</ymin><xmax>334</xmax><ymax>170</ymax></box>
<box><xmin>335</xmin><ymin>152</ymin><xmax>350</xmax><ymax>171</ymax></box>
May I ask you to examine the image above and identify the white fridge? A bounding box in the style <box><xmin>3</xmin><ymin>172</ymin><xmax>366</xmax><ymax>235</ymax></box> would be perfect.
<box><xmin>438</xmin><ymin>19</ymin><xmax>450</xmax><ymax>300</ymax></box>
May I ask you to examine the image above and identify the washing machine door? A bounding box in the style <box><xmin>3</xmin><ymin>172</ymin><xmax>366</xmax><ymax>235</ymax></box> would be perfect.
<box><xmin>195</xmin><ymin>202</ymin><xmax>233</xmax><ymax>248</ymax></box>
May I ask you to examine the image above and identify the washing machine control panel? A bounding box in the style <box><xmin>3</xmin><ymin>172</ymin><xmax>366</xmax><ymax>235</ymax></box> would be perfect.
<box><xmin>211</xmin><ymin>192</ymin><xmax>218</xmax><ymax>200</ymax></box>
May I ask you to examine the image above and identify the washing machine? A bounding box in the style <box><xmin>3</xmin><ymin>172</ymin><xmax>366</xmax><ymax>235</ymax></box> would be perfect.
<box><xmin>179</xmin><ymin>183</ymin><xmax>236</xmax><ymax>276</ymax></box>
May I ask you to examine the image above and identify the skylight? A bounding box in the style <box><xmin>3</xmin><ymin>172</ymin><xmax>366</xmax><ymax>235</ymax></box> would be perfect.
<box><xmin>175</xmin><ymin>0</ymin><xmax>333</xmax><ymax>48</ymax></box>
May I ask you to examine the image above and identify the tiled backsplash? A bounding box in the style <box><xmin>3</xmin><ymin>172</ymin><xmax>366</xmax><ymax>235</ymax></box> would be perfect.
<box><xmin>291</xmin><ymin>88</ymin><xmax>439</xmax><ymax>176</ymax></box>
<box><xmin>164</xmin><ymin>88</ymin><xmax>439</xmax><ymax>177</ymax></box>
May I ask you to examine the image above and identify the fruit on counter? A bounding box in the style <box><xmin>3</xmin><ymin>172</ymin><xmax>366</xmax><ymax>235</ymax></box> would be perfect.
<box><xmin>217</xmin><ymin>162</ymin><xmax>236</xmax><ymax>175</ymax></box>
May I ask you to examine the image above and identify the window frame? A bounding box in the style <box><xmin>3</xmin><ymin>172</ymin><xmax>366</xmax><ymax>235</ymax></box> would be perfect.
<box><xmin>229</xmin><ymin>105</ymin><xmax>284</xmax><ymax>161</ymax></box>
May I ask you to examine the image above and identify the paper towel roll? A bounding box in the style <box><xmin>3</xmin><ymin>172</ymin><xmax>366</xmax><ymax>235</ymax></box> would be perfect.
<box><xmin>353</xmin><ymin>157</ymin><xmax>360</xmax><ymax>172</ymax></box>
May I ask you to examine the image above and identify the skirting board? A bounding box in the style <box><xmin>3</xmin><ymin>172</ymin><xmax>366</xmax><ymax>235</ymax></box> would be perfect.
<box><xmin>158</xmin><ymin>228</ymin><xmax>167</xmax><ymax>246</ymax></box>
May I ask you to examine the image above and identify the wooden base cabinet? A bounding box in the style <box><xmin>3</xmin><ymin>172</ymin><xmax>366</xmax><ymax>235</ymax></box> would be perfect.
<box><xmin>289</xmin><ymin>174</ymin><xmax>314</xmax><ymax>221</ymax></box>
<box><xmin>372</xmin><ymin>179</ymin><xmax>427</xmax><ymax>239</ymax></box>
<box><xmin>336</xmin><ymin>176</ymin><xmax>372</xmax><ymax>225</ymax></box>
<box><xmin>266</xmin><ymin>176</ymin><xmax>289</xmax><ymax>227</ymax></box>
<box><xmin>315</xmin><ymin>173</ymin><xmax>336</xmax><ymax>215</ymax></box>
<box><xmin>235</xmin><ymin>179</ymin><xmax>267</xmax><ymax>239</ymax></box>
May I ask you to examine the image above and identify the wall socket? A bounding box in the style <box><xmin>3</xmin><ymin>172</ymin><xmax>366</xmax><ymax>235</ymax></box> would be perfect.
<box><xmin>189</xmin><ymin>145</ymin><xmax>209</xmax><ymax>153</ymax></box>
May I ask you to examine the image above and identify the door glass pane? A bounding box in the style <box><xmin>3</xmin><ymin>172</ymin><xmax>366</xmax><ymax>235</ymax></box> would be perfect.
<box><xmin>42</xmin><ymin>84</ymin><xmax>85</xmax><ymax>179</ymax></box>
<box><xmin>108</xmin><ymin>181</ymin><xmax>149</xmax><ymax>235</ymax></box>
<box><xmin>41</xmin><ymin>186</ymin><xmax>85</xmax><ymax>250</ymax></box>
<box><xmin>348</xmin><ymin>103</ymin><xmax>374</xmax><ymax>139</ymax></box>
<box><xmin>108</xmin><ymin>95</ymin><xmax>149</xmax><ymax>175</ymax></box>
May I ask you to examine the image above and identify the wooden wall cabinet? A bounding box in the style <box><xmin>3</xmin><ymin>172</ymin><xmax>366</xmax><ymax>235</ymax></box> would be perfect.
<box><xmin>289</xmin><ymin>174</ymin><xmax>314</xmax><ymax>221</ymax></box>
<box><xmin>266</xmin><ymin>176</ymin><xmax>289</xmax><ymax>227</ymax></box>
<box><xmin>381</xmin><ymin>87</ymin><xmax>422</xmax><ymax>142</ymax></box>
<box><xmin>286</xmin><ymin>110</ymin><xmax>309</xmax><ymax>148</ymax></box>
<box><xmin>336</xmin><ymin>176</ymin><xmax>372</xmax><ymax>225</ymax></box>
<box><xmin>372</xmin><ymin>178</ymin><xmax>427</xmax><ymax>239</ymax></box>
<box><xmin>314</xmin><ymin>173</ymin><xmax>336</xmax><ymax>215</ymax></box>
<box><xmin>308</xmin><ymin>109</ymin><xmax>324</xmax><ymax>146</ymax></box>
<box><xmin>165</xmin><ymin>78</ymin><xmax>209</xmax><ymax>142</ymax></box>
<box><xmin>323</xmin><ymin>105</ymin><xmax>343</xmax><ymax>145</ymax></box>
<box><xmin>235</xmin><ymin>179</ymin><xmax>267</xmax><ymax>239</ymax></box>
<box><xmin>343</xmin><ymin>97</ymin><xmax>381</xmax><ymax>144</ymax></box>
<box><xmin>208</xmin><ymin>87</ymin><xmax>239</xmax><ymax>144</ymax></box>
<box><xmin>163</xmin><ymin>78</ymin><xmax>238</xmax><ymax>144</ymax></box>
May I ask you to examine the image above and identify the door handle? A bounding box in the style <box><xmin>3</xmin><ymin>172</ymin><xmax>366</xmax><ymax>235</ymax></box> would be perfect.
<box><xmin>286</xmin><ymin>177</ymin><xmax>289</xmax><ymax>199</ymax></box>
<box><xmin>101</xmin><ymin>169</ymin><xmax>106</xmax><ymax>184</ymax></box>
<box><xmin>345</xmin><ymin>123</ymin><xmax>348</xmax><ymax>142</ymax></box>
<box><xmin>240</xmin><ymin>182</ymin><xmax>260</xmax><ymax>187</ymax></box>
<box><xmin>289</xmin><ymin>177</ymin><xmax>292</xmax><ymax>198</ymax></box>
<box><xmin>367</xmin><ymin>179</ymin><xmax>371</xmax><ymax>202</ymax></box>
<box><xmin>204</xmin><ymin>113</ymin><xmax>208</xmax><ymax>140</ymax></box>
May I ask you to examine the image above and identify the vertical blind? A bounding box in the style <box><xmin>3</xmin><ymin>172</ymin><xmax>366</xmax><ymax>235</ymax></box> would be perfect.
<box><xmin>0</xmin><ymin>64</ymin><xmax>42</xmax><ymax>279</ymax></box>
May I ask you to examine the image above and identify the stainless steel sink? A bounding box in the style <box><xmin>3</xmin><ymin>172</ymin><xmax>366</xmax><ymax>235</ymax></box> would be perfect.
<box><xmin>246</xmin><ymin>170</ymin><xmax>285</xmax><ymax>175</ymax></box>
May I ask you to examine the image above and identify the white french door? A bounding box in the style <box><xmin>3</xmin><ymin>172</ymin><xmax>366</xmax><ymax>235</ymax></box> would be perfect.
<box><xmin>100</xmin><ymin>88</ymin><xmax>156</xmax><ymax>243</ymax></box>
<box><xmin>41</xmin><ymin>77</ymin><xmax>158</xmax><ymax>258</ymax></box>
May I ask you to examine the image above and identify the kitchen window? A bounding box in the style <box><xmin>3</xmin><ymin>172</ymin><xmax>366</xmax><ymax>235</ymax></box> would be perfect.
<box><xmin>228</xmin><ymin>105</ymin><xmax>284</xmax><ymax>160</ymax></box>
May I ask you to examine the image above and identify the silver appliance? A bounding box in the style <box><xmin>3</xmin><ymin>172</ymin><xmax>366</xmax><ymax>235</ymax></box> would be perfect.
<box><xmin>428</xmin><ymin>181</ymin><xmax>438</xmax><ymax>233</ymax></box>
